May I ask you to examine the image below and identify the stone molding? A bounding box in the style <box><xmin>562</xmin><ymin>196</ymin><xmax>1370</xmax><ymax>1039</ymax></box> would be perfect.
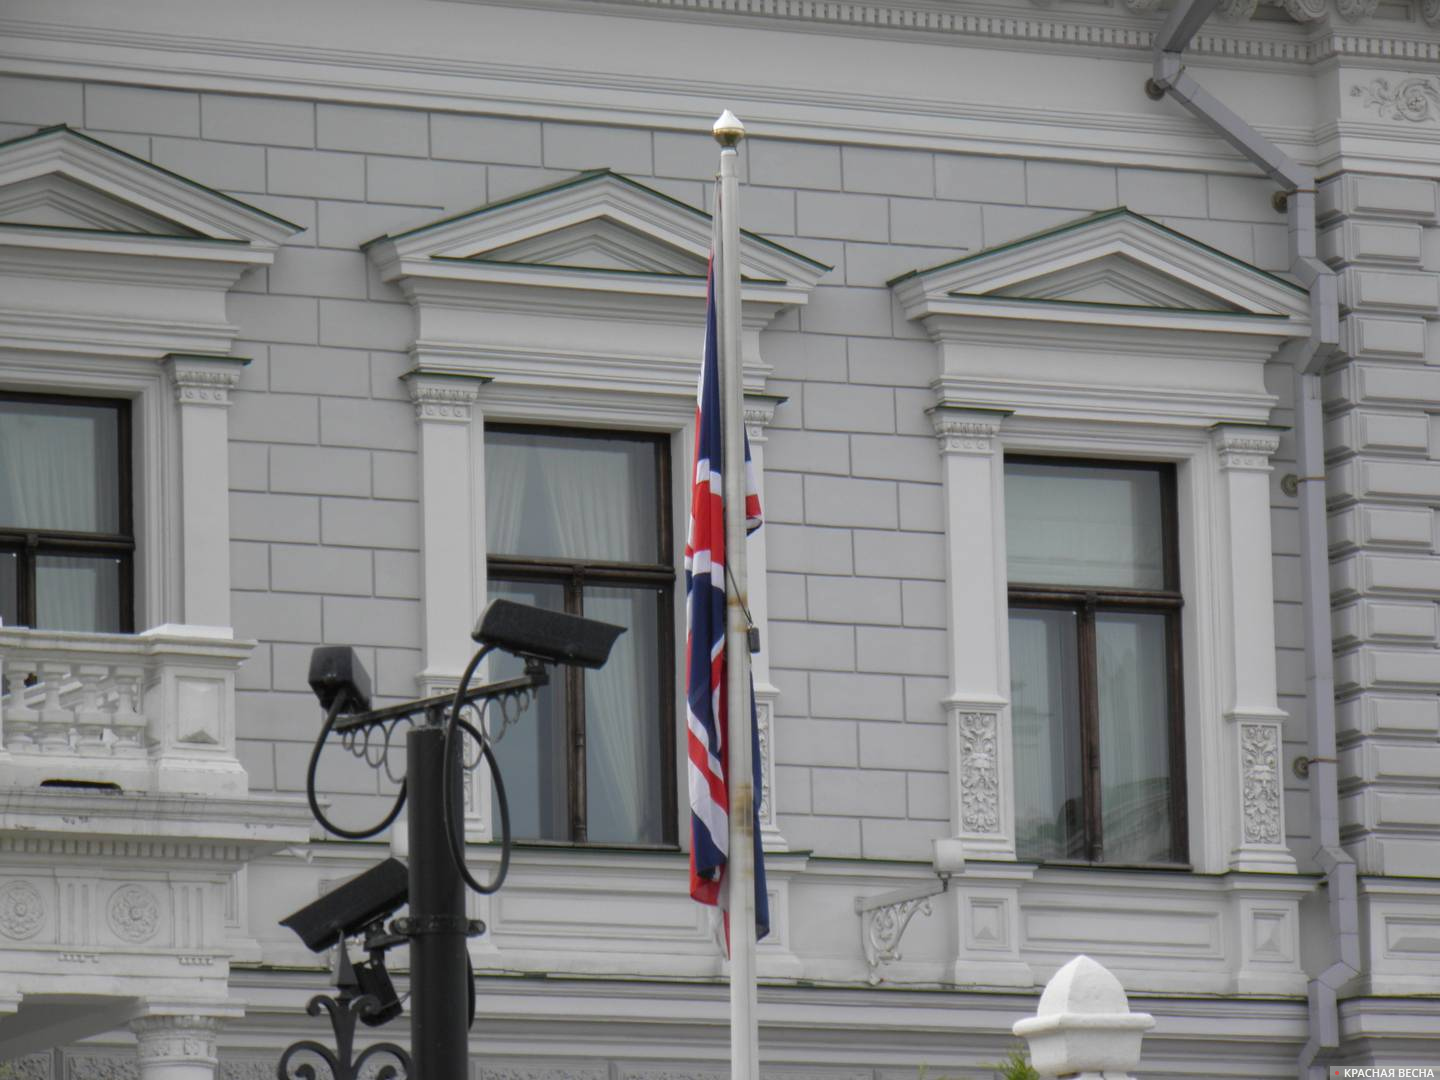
<box><xmin>166</xmin><ymin>356</ymin><xmax>247</xmax><ymax>408</ymax></box>
<box><xmin>742</xmin><ymin>393</ymin><xmax>786</xmax><ymax>444</ymax></box>
<box><xmin>1212</xmin><ymin>425</ymin><xmax>1283</xmax><ymax>471</ymax></box>
<box><xmin>131</xmin><ymin>1015</ymin><xmax>220</xmax><ymax>1068</ymax></box>
<box><xmin>404</xmin><ymin>371</ymin><xmax>488</xmax><ymax>424</ymax></box>
<box><xmin>928</xmin><ymin>408</ymin><xmax>1006</xmax><ymax>457</ymax></box>
<box><xmin>439</xmin><ymin>0</ymin><xmax>1440</xmax><ymax>60</ymax></box>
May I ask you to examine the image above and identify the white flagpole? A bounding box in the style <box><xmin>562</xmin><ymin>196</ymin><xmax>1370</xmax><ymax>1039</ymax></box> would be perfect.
<box><xmin>713</xmin><ymin>109</ymin><xmax>759</xmax><ymax>1080</ymax></box>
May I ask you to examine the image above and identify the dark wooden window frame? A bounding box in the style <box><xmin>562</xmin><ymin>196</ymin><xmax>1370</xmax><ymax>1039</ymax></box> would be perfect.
<box><xmin>485</xmin><ymin>423</ymin><xmax>677</xmax><ymax>849</ymax></box>
<box><xmin>1005</xmin><ymin>455</ymin><xmax>1188</xmax><ymax>868</ymax></box>
<box><xmin>0</xmin><ymin>390</ymin><xmax>135</xmax><ymax>634</ymax></box>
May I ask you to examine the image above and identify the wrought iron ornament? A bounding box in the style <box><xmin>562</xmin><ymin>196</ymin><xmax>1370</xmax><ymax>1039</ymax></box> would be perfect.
<box><xmin>276</xmin><ymin>970</ymin><xmax>411</xmax><ymax>1080</ymax></box>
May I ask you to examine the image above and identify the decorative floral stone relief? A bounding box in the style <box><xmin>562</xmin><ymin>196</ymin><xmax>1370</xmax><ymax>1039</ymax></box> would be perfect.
<box><xmin>1352</xmin><ymin>76</ymin><xmax>1440</xmax><ymax>122</ymax></box>
<box><xmin>1217</xmin><ymin>0</ymin><xmax>1259</xmax><ymax>21</ymax></box>
<box><xmin>107</xmin><ymin>884</ymin><xmax>160</xmax><ymax>943</ymax></box>
<box><xmin>221</xmin><ymin>1062</ymin><xmax>279</xmax><ymax>1080</ymax></box>
<box><xmin>957</xmin><ymin>713</ymin><xmax>1000</xmax><ymax>834</ymax></box>
<box><xmin>756</xmin><ymin>702</ymin><xmax>773</xmax><ymax>825</ymax></box>
<box><xmin>1241</xmin><ymin>723</ymin><xmax>1282</xmax><ymax>846</ymax></box>
<box><xmin>480</xmin><ymin>1068</ymin><xmax>608</xmax><ymax>1080</ymax></box>
<box><xmin>0</xmin><ymin>881</ymin><xmax>45</xmax><ymax>940</ymax></box>
<box><xmin>1334</xmin><ymin>0</ymin><xmax>1380</xmax><ymax>20</ymax></box>
<box><xmin>65</xmin><ymin>1058</ymin><xmax>139</xmax><ymax>1080</ymax></box>
<box><xmin>10</xmin><ymin>1053</ymin><xmax>53</xmax><ymax>1080</ymax></box>
<box><xmin>1281</xmin><ymin>0</ymin><xmax>1327</xmax><ymax>20</ymax></box>
<box><xmin>860</xmin><ymin>894</ymin><xmax>934</xmax><ymax>984</ymax></box>
<box><xmin>132</xmin><ymin>1016</ymin><xmax>219</xmax><ymax>1065</ymax></box>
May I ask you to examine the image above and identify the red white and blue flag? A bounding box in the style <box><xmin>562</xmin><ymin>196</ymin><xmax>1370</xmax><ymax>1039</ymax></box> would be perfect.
<box><xmin>685</xmin><ymin>245</ymin><xmax>769</xmax><ymax>949</ymax></box>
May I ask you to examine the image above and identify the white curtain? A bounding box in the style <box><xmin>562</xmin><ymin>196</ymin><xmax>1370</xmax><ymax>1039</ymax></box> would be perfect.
<box><xmin>583</xmin><ymin>588</ymin><xmax>657</xmax><ymax>843</ymax></box>
<box><xmin>484</xmin><ymin>430</ymin><xmax>660</xmax><ymax>844</ymax></box>
<box><xmin>1009</xmin><ymin>610</ymin><xmax>1082</xmax><ymax>860</ymax></box>
<box><xmin>1097</xmin><ymin>612</ymin><xmax>1172</xmax><ymax>863</ymax></box>
<box><xmin>485</xmin><ymin>431</ymin><xmax>651</xmax><ymax>562</ymax></box>
<box><xmin>0</xmin><ymin>402</ymin><xmax>119</xmax><ymax>631</ymax></box>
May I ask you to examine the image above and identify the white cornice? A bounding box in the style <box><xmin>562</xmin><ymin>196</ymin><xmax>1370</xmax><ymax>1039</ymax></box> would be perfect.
<box><xmin>892</xmin><ymin>208</ymin><xmax>1312</xmax><ymax>325</ymax></box>
<box><xmin>0</xmin><ymin>126</ymin><xmax>300</xmax><ymax>248</ymax></box>
<box><xmin>0</xmin><ymin>127</ymin><xmax>299</xmax><ymax>360</ymax></box>
<box><xmin>373</xmin><ymin>170</ymin><xmax>823</xmax><ymax>400</ymax></box>
<box><xmin>3</xmin><ymin>6</ymin><xmax>1438</xmax><ymax>175</ymax></box>
<box><xmin>895</xmin><ymin>209</ymin><xmax>1302</xmax><ymax>426</ymax></box>
<box><xmin>366</xmin><ymin>170</ymin><xmax>826</xmax><ymax>298</ymax></box>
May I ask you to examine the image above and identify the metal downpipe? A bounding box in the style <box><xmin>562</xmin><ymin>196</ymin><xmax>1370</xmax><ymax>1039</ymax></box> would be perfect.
<box><xmin>1146</xmin><ymin>10</ymin><xmax>1358</xmax><ymax>1078</ymax></box>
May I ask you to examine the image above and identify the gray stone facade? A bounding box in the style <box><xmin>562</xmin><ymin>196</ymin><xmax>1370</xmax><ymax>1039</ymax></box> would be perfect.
<box><xmin>0</xmin><ymin>0</ymin><xmax>1437</xmax><ymax>1074</ymax></box>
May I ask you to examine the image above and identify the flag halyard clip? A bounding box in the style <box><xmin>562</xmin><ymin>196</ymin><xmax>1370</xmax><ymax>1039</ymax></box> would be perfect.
<box><xmin>724</xmin><ymin>563</ymin><xmax>762</xmax><ymax>654</ymax></box>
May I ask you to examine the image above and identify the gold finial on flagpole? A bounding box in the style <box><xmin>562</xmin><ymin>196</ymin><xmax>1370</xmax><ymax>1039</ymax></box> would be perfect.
<box><xmin>712</xmin><ymin>109</ymin><xmax>746</xmax><ymax>148</ymax></box>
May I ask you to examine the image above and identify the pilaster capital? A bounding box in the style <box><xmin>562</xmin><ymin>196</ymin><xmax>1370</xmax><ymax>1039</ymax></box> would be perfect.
<box><xmin>130</xmin><ymin>1015</ymin><xmax>221</xmax><ymax>1065</ymax></box>
<box><xmin>403</xmin><ymin>369</ymin><xmax>491</xmax><ymax>424</ymax></box>
<box><xmin>1211</xmin><ymin>424</ymin><xmax>1282</xmax><ymax>472</ymax></box>
<box><xmin>164</xmin><ymin>354</ymin><xmax>249</xmax><ymax>408</ymax></box>
<box><xmin>928</xmin><ymin>406</ymin><xmax>1009</xmax><ymax>457</ymax></box>
<box><xmin>742</xmin><ymin>393</ymin><xmax>787</xmax><ymax>444</ymax></box>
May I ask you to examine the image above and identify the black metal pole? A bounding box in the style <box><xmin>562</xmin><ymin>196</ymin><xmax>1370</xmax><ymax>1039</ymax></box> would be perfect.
<box><xmin>406</xmin><ymin>719</ymin><xmax>469</xmax><ymax>1080</ymax></box>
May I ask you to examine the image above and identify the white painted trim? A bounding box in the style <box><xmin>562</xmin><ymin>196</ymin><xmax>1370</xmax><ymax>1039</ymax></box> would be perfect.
<box><xmin>0</xmin><ymin>127</ymin><xmax>298</xmax><ymax>247</ymax></box>
<box><xmin>0</xmin><ymin>351</ymin><xmax>180</xmax><ymax>629</ymax></box>
<box><xmin>6</xmin><ymin>8</ymin><xmax>1440</xmax><ymax>176</ymax></box>
<box><xmin>382</xmin><ymin>182</ymin><xmax>817</xmax><ymax>853</ymax></box>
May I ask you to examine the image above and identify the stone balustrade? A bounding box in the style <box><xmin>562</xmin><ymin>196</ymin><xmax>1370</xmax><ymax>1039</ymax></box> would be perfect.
<box><xmin>0</xmin><ymin>625</ymin><xmax>253</xmax><ymax>796</ymax></box>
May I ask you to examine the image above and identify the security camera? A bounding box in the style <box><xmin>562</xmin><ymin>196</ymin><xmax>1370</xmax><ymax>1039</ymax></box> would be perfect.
<box><xmin>307</xmin><ymin>645</ymin><xmax>373</xmax><ymax>715</ymax></box>
<box><xmin>279</xmin><ymin>858</ymin><xmax>408</xmax><ymax>953</ymax></box>
<box><xmin>472</xmin><ymin>598</ymin><xmax>625</xmax><ymax>670</ymax></box>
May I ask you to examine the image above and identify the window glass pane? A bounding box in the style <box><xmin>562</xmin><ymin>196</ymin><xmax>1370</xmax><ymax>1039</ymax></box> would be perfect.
<box><xmin>0</xmin><ymin>551</ymin><xmax>17</xmax><ymax>627</ymax></box>
<box><xmin>1009</xmin><ymin>608</ymin><xmax>1085</xmax><ymax>861</ymax></box>
<box><xmin>35</xmin><ymin>555</ymin><xmax>121</xmax><ymax>633</ymax></box>
<box><xmin>1096</xmin><ymin>612</ymin><xmax>1174</xmax><ymax>864</ymax></box>
<box><xmin>1005</xmin><ymin>461</ymin><xmax>1164</xmax><ymax>589</ymax></box>
<box><xmin>488</xmin><ymin>580</ymin><xmax>570</xmax><ymax>842</ymax></box>
<box><xmin>486</xmin><ymin>429</ymin><xmax>659</xmax><ymax>563</ymax></box>
<box><xmin>0</xmin><ymin>400</ymin><xmax>120</xmax><ymax>533</ymax></box>
<box><xmin>583</xmin><ymin>586</ymin><xmax>662</xmax><ymax>845</ymax></box>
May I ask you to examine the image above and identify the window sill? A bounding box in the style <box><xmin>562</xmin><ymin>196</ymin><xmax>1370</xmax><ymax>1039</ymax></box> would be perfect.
<box><xmin>1029</xmin><ymin>859</ymin><xmax>1195</xmax><ymax>873</ymax></box>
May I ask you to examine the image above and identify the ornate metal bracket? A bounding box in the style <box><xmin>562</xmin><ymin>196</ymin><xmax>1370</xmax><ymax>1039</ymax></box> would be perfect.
<box><xmin>854</xmin><ymin>878</ymin><xmax>947</xmax><ymax>986</ymax></box>
<box><xmin>277</xmin><ymin>953</ymin><xmax>410</xmax><ymax>1080</ymax></box>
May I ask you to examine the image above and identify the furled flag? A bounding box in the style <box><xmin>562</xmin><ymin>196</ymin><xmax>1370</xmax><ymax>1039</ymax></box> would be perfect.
<box><xmin>685</xmin><ymin>241</ymin><xmax>769</xmax><ymax>948</ymax></box>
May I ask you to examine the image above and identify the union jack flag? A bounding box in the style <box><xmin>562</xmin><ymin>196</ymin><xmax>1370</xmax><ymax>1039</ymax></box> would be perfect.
<box><xmin>685</xmin><ymin>239</ymin><xmax>769</xmax><ymax>948</ymax></box>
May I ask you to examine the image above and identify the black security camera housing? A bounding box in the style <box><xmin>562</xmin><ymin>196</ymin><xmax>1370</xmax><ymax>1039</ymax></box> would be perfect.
<box><xmin>279</xmin><ymin>857</ymin><xmax>408</xmax><ymax>953</ymax></box>
<box><xmin>307</xmin><ymin>645</ymin><xmax>373</xmax><ymax>715</ymax></box>
<box><xmin>473</xmin><ymin>598</ymin><xmax>625</xmax><ymax>669</ymax></box>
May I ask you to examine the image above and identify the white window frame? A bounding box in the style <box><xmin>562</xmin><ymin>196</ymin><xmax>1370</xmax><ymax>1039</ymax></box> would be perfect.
<box><xmin>894</xmin><ymin>209</ymin><xmax>1313</xmax><ymax>880</ymax></box>
<box><xmin>365</xmin><ymin>170</ymin><xmax>825</xmax><ymax>848</ymax></box>
<box><xmin>0</xmin><ymin>127</ymin><xmax>297</xmax><ymax>632</ymax></box>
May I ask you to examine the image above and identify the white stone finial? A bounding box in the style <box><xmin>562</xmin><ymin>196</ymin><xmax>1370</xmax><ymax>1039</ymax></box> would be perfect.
<box><xmin>1013</xmin><ymin>955</ymin><xmax>1155</xmax><ymax>1079</ymax></box>
<box><xmin>713</xmin><ymin>109</ymin><xmax>745</xmax><ymax>147</ymax></box>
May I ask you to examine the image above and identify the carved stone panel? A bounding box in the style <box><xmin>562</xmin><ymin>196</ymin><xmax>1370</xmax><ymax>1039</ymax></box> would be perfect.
<box><xmin>957</xmin><ymin>712</ymin><xmax>1000</xmax><ymax>835</ymax></box>
<box><xmin>107</xmin><ymin>884</ymin><xmax>161</xmax><ymax>944</ymax></box>
<box><xmin>1352</xmin><ymin>76</ymin><xmax>1440</xmax><ymax>123</ymax></box>
<box><xmin>0</xmin><ymin>880</ymin><xmax>47</xmax><ymax>941</ymax></box>
<box><xmin>1240</xmin><ymin>723</ymin><xmax>1283</xmax><ymax>846</ymax></box>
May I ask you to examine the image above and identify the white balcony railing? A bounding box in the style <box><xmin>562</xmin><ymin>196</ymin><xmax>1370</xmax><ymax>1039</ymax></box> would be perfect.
<box><xmin>0</xmin><ymin>625</ymin><xmax>253</xmax><ymax>796</ymax></box>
